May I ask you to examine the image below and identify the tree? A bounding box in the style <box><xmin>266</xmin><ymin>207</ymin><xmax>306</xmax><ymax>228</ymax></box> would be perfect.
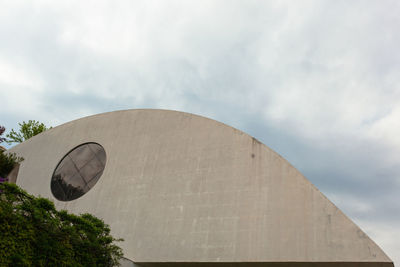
<box><xmin>0</xmin><ymin>152</ymin><xmax>23</xmax><ymax>178</ymax></box>
<box><xmin>0</xmin><ymin>182</ymin><xmax>123</xmax><ymax>266</ymax></box>
<box><xmin>6</xmin><ymin>120</ymin><xmax>52</xmax><ymax>144</ymax></box>
<box><xmin>0</xmin><ymin>126</ymin><xmax>23</xmax><ymax>179</ymax></box>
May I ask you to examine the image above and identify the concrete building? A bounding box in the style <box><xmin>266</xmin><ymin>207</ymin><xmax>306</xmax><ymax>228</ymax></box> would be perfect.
<box><xmin>7</xmin><ymin>109</ymin><xmax>393</xmax><ymax>266</ymax></box>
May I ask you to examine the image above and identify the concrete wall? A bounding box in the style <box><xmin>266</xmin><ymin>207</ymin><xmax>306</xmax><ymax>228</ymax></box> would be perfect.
<box><xmin>8</xmin><ymin>109</ymin><xmax>393</xmax><ymax>265</ymax></box>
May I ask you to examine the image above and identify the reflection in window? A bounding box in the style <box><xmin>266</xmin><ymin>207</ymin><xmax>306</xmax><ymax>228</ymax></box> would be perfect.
<box><xmin>51</xmin><ymin>143</ymin><xmax>106</xmax><ymax>201</ymax></box>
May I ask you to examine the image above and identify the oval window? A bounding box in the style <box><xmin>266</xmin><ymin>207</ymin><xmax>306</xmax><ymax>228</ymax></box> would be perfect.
<box><xmin>51</xmin><ymin>143</ymin><xmax>106</xmax><ymax>201</ymax></box>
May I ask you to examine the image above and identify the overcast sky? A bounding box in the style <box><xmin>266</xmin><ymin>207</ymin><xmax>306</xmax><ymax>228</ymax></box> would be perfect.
<box><xmin>1</xmin><ymin>0</ymin><xmax>399</xmax><ymax>263</ymax></box>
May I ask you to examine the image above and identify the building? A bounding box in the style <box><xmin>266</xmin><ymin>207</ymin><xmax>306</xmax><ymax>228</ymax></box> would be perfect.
<box><xmin>8</xmin><ymin>109</ymin><xmax>393</xmax><ymax>266</ymax></box>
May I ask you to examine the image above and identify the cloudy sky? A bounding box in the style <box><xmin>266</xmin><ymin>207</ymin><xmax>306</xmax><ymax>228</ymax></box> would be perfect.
<box><xmin>1</xmin><ymin>0</ymin><xmax>399</xmax><ymax>263</ymax></box>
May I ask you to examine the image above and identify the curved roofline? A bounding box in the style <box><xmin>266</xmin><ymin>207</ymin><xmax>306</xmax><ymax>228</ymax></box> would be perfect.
<box><xmin>9</xmin><ymin>108</ymin><xmax>325</xmax><ymax>200</ymax></box>
<box><xmin>55</xmin><ymin>108</ymin><xmax>257</xmax><ymax>140</ymax></box>
<box><xmin>43</xmin><ymin>108</ymin><xmax>294</xmax><ymax>168</ymax></box>
<box><xmin>6</xmin><ymin>108</ymin><xmax>326</xmax><ymax>196</ymax></box>
<box><xmin>11</xmin><ymin>108</ymin><xmax>261</xmax><ymax>151</ymax></box>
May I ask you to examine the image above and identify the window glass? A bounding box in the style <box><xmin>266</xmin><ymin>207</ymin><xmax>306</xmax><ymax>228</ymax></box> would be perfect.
<box><xmin>51</xmin><ymin>143</ymin><xmax>106</xmax><ymax>201</ymax></box>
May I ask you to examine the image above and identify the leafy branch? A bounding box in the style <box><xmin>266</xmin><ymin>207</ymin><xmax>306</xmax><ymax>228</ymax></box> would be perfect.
<box><xmin>6</xmin><ymin>120</ymin><xmax>52</xmax><ymax>145</ymax></box>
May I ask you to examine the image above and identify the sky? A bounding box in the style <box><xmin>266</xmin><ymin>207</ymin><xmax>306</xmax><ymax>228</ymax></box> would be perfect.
<box><xmin>0</xmin><ymin>0</ymin><xmax>399</xmax><ymax>263</ymax></box>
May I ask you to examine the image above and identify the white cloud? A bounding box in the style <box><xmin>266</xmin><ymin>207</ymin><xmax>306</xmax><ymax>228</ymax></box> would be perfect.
<box><xmin>0</xmin><ymin>58</ymin><xmax>44</xmax><ymax>118</ymax></box>
<box><xmin>368</xmin><ymin>106</ymin><xmax>400</xmax><ymax>150</ymax></box>
<box><xmin>0</xmin><ymin>59</ymin><xmax>42</xmax><ymax>88</ymax></box>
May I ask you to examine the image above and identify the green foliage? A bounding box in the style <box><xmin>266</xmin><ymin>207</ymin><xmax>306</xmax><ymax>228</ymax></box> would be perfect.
<box><xmin>0</xmin><ymin>125</ymin><xmax>24</xmax><ymax>178</ymax></box>
<box><xmin>6</xmin><ymin>120</ymin><xmax>52</xmax><ymax>144</ymax></box>
<box><xmin>0</xmin><ymin>183</ymin><xmax>123</xmax><ymax>267</ymax></box>
<box><xmin>0</xmin><ymin>151</ymin><xmax>23</xmax><ymax>177</ymax></box>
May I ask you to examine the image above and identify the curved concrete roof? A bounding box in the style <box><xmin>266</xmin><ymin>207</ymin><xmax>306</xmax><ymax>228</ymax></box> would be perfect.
<box><xmin>8</xmin><ymin>109</ymin><xmax>393</xmax><ymax>266</ymax></box>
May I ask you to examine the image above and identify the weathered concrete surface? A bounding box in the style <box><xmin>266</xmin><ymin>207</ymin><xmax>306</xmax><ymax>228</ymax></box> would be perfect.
<box><xmin>8</xmin><ymin>109</ymin><xmax>393</xmax><ymax>266</ymax></box>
